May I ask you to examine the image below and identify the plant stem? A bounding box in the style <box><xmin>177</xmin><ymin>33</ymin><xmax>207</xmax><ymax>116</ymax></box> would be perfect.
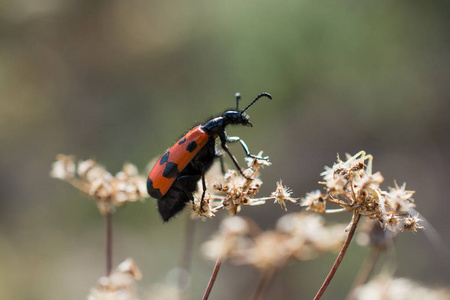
<box><xmin>251</xmin><ymin>271</ymin><xmax>275</xmax><ymax>300</ymax></box>
<box><xmin>313</xmin><ymin>212</ymin><xmax>361</xmax><ymax>300</ymax></box>
<box><xmin>203</xmin><ymin>229</ymin><xmax>231</xmax><ymax>300</ymax></box>
<box><xmin>106</xmin><ymin>212</ymin><xmax>113</xmax><ymax>276</ymax></box>
<box><xmin>324</xmin><ymin>208</ymin><xmax>347</xmax><ymax>214</ymax></box>
<box><xmin>202</xmin><ymin>253</ymin><xmax>223</xmax><ymax>300</ymax></box>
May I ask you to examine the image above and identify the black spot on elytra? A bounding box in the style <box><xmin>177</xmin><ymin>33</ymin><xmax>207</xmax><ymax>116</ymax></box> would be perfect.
<box><xmin>186</xmin><ymin>141</ymin><xmax>198</xmax><ymax>152</ymax></box>
<box><xmin>159</xmin><ymin>152</ymin><xmax>170</xmax><ymax>165</ymax></box>
<box><xmin>178</xmin><ymin>137</ymin><xmax>186</xmax><ymax>145</ymax></box>
<box><xmin>163</xmin><ymin>162</ymin><xmax>179</xmax><ymax>178</ymax></box>
<box><xmin>147</xmin><ymin>178</ymin><xmax>163</xmax><ymax>199</ymax></box>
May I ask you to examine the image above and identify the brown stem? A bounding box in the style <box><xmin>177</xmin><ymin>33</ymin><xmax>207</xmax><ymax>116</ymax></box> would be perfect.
<box><xmin>203</xmin><ymin>224</ymin><xmax>234</xmax><ymax>300</ymax></box>
<box><xmin>251</xmin><ymin>271</ymin><xmax>275</xmax><ymax>300</ymax></box>
<box><xmin>106</xmin><ymin>212</ymin><xmax>113</xmax><ymax>276</ymax></box>
<box><xmin>202</xmin><ymin>253</ymin><xmax>223</xmax><ymax>300</ymax></box>
<box><xmin>313</xmin><ymin>213</ymin><xmax>361</xmax><ymax>300</ymax></box>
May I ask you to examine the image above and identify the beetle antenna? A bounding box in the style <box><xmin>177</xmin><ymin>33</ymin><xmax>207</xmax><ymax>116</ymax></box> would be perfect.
<box><xmin>235</xmin><ymin>92</ymin><xmax>241</xmax><ymax>110</ymax></box>
<box><xmin>241</xmin><ymin>92</ymin><xmax>272</xmax><ymax>113</ymax></box>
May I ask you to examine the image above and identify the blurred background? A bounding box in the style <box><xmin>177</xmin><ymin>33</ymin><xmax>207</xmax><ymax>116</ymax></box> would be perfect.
<box><xmin>1</xmin><ymin>0</ymin><xmax>449</xmax><ymax>299</ymax></box>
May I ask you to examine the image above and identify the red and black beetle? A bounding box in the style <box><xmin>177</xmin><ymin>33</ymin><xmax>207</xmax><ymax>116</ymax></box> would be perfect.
<box><xmin>147</xmin><ymin>92</ymin><xmax>272</xmax><ymax>221</ymax></box>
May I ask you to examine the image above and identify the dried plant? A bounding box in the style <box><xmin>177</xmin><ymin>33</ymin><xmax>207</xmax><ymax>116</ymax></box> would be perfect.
<box><xmin>190</xmin><ymin>153</ymin><xmax>297</xmax><ymax>219</ymax></box>
<box><xmin>301</xmin><ymin>151</ymin><xmax>422</xmax><ymax>233</ymax></box>
<box><xmin>145</xmin><ymin>284</ymin><xmax>181</xmax><ymax>300</ymax></box>
<box><xmin>352</xmin><ymin>275</ymin><xmax>450</xmax><ymax>300</ymax></box>
<box><xmin>202</xmin><ymin>214</ymin><xmax>346</xmax><ymax>273</ymax></box>
<box><xmin>200</xmin><ymin>213</ymin><xmax>349</xmax><ymax>299</ymax></box>
<box><xmin>299</xmin><ymin>151</ymin><xmax>423</xmax><ymax>299</ymax></box>
<box><xmin>51</xmin><ymin>151</ymin><xmax>429</xmax><ymax>300</ymax></box>
<box><xmin>193</xmin><ymin>154</ymin><xmax>298</xmax><ymax>300</ymax></box>
<box><xmin>88</xmin><ymin>258</ymin><xmax>142</xmax><ymax>300</ymax></box>
<box><xmin>51</xmin><ymin>154</ymin><xmax>149</xmax><ymax>215</ymax></box>
<box><xmin>51</xmin><ymin>154</ymin><xmax>149</xmax><ymax>275</ymax></box>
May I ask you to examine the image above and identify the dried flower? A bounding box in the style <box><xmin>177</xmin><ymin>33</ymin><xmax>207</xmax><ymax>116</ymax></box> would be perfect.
<box><xmin>190</xmin><ymin>192</ymin><xmax>216</xmax><ymax>219</ymax></box>
<box><xmin>51</xmin><ymin>154</ymin><xmax>149</xmax><ymax>215</ymax></box>
<box><xmin>245</xmin><ymin>151</ymin><xmax>272</xmax><ymax>170</ymax></box>
<box><xmin>271</xmin><ymin>180</ymin><xmax>298</xmax><ymax>210</ymax></box>
<box><xmin>401</xmin><ymin>214</ymin><xmax>424</xmax><ymax>232</ymax></box>
<box><xmin>50</xmin><ymin>154</ymin><xmax>76</xmax><ymax>179</ymax></box>
<box><xmin>202</xmin><ymin>213</ymin><xmax>347</xmax><ymax>274</ymax></box>
<box><xmin>353</xmin><ymin>275</ymin><xmax>450</xmax><ymax>300</ymax></box>
<box><xmin>87</xmin><ymin>258</ymin><xmax>142</xmax><ymax>300</ymax></box>
<box><xmin>304</xmin><ymin>151</ymin><xmax>423</xmax><ymax>234</ymax></box>
<box><xmin>145</xmin><ymin>284</ymin><xmax>180</xmax><ymax>300</ymax></box>
<box><xmin>301</xmin><ymin>190</ymin><xmax>326</xmax><ymax>213</ymax></box>
<box><xmin>201</xmin><ymin>216</ymin><xmax>253</xmax><ymax>261</ymax></box>
<box><xmin>190</xmin><ymin>155</ymin><xmax>297</xmax><ymax>219</ymax></box>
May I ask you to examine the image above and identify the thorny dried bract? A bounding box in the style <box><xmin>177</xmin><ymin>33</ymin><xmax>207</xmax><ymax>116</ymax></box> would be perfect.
<box><xmin>51</xmin><ymin>154</ymin><xmax>149</xmax><ymax>215</ymax></box>
<box><xmin>353</xmin><ymin>275</ymin><xmax>450</xmax><ymax>300</ymax></box>
<box><xmin>190</xmin><ymin>152</ymin><xmax>298</xmax><ymax>219</ymax></box>
<box><xmin>202</xmin><ymin>214</ymin><xmax>347</xmax><ymax>274</ymax></box>
<box><xmin>88</xmin><ymin>258</ymin><xmax>142</xmax><ymax>300</ymax></box>
<box><xmin>301</xmin><ymin>151</ymin><xmax>423</xmax><ymax>233</ymax></box>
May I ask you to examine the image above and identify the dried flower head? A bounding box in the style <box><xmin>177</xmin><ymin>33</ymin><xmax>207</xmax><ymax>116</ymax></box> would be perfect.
<box><xmin>201</xmin><ymin>216</ymin><xmax>253</xmax><ymax>261</ymax></box>
<box><xmin>50</xmin><ymin>154</ymin><xmax>76</xmax><ymax>180</ymax></box>
<box><xmin>245</xmin><ymin>151</ymin><xmax>272</xmax><ymax>171</ymax></box>
<box><xmin>353</xmin><ymin>275</ymin><xmax>450</xmax><ymax>300</ymax></box>
<box><xmin>304</xmin><ymin>151</ymin><xmax>423</xmax><ymax>234</ymax></box>
<box><xmin>271</xmin><ymin>180</ymin><xmax>298</xmax><ymax>210</ymax></box>
<box><xmin>51</xmin><ymin>154</ymin><xmax>149</xmax><ymax>215</ymax></box>
<box><xmin>190</xmin><ymin>190</ymin><xmax>216</xmax><ymax>219</ymax></box>
<box><xmin>301</xmin><ymin>190</ymin><xmax>326</xmax><ymax>213</ymax></box>
<box><xmin>401</xmin><ymin>214</ymin><xmax>424</xmax><ymax>233</ymax></box>
<box><xmin>190</xmin><ymin>154</ymin><xmax>297</xmax><ymax>219</ymax></box>
<box><xmin>202</xmin><ymin>213</ymin><xmax>347</xmax><ymax>274</ymax></box>
<box><xmin>145</xmin><ymin>284</ymin><xmax>180</xmax><ymax>300</ymax></box>
<box><xmin>87</xmin><ymin>258</ymin><xmax>142</xmax><ymax>300</ymax></box>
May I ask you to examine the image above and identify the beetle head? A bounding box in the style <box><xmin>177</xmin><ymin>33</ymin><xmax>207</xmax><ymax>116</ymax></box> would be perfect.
<box><xmin>222</xmin><ymin>110</ymin><xmax>252</xmax><ymax>127</ymax></box>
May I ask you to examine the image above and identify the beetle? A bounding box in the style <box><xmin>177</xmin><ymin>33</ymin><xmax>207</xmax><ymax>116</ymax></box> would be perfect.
<box><xmin>147</xmin><ymin>92</ymin><xmax>272</xmax><ymax>221</ymax></box>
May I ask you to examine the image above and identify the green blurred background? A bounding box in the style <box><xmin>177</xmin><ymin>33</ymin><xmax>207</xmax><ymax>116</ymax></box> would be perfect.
<box><xmin>1</xmin><ymin>0</ymin><xmax>449</xmax><ymax>299</ymax></box>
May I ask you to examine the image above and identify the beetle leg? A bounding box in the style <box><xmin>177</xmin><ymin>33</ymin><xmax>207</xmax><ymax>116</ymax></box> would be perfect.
<box><xmin>218</xmin><ymin>132</ymin><xmax>250</xmax><ymax>179</ymax></box>
<box><xmin>227</xmin><ymin>136</ymin><xmax>269</xmax><ymax>161</ymax></box>
<box><xmin>200</xmin><ymin>172</ymin><xmax>207</xmax><ymax>212</ymax></box>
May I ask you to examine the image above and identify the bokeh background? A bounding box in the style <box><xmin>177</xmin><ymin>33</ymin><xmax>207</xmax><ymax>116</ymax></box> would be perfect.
<box><xmin>1</xmin><ymin>0</ymin><xmax>449</xmax><ymax>299</ymax></box>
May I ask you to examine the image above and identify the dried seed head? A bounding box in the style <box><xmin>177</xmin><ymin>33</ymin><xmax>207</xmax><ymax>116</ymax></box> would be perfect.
<box><xmin>50</xmin><ymin>154</ymin><xmax>76</xmax><ymax>180</ymax></box>
<box><xmin>51</xmin><ymin>154</ymin><xmax>149</xmax><ymax>215</ymax></box>
<box><xmin>353</xmin><ymin>275</ymin><xmax>450</xmax><ymax>300</ymax></box>
<box><xmin>245</xmin><ymin>151</ymin><xmax>272</xmax><ymax>169</ymax></box>
<box><xmin>202</xmin><ymin>213</ymin><xmax>347</xmax><ymax>274</ymax></box>
<box><xmin>401</xmin><ymin>215</ymin><xmax>424</xmax><ymax>232</ymax></box>
<box><xmin>301</xmin><ymin>190</ymin><xmax>326</xmax><ymax>213</ymax></box>
<box><xmin>271</xmin><ymin>180</ymin><xmax>298</xmax><ymax>210</ymax></box>
<box><xmin>304</xmin><ymin>151</ymin><xmax>422</xmax><ymax>234</ymax></box>
<box><xmin>87</xmin><ymin>258</ymin><xmax>141</xmax><ymax>300</ymax></box>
